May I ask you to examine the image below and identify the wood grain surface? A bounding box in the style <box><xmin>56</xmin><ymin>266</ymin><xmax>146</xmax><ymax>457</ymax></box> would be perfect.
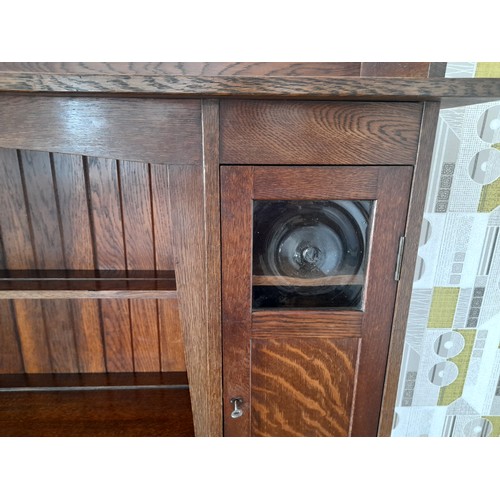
<box><xmin>222</xmin><ymin>164</ymin><xmax>415</xmax><ymax>436</ymax></box>
<box><xmin>221</xmin><ymin>101</ymin><xmax>422</xmax><ymax>165</ymax></box>
<box><xmin>251</xmin><ymin>310</ymin><xmax>363</xmax><ymax>337</ymax></box>
<box><xmin>0</xmin><ymin>62</ymin><xmax>363</xmax><ymax>76</ymax></box>
<box><xmin>0</xmin><ymin>148</ymin><xmax>185</xmax><ymax>374</ymax></box>
<box><xmin>120</xmin><ymin>161</ymin><xmax>159</xmax><ymax>372</ymax></box>
<box><xmin>252</xmin><ymin>274</ymin><xmax>365</xmax><ymax>287</ymax></box>
<box><xmin>0</xmin><ymin>74</ymin><xmax>498</xmax><ymax>99</ymax></box>
<box><xmin>360</xmin><ymin>62</ymin><xmax>434</xmax><ymax>78</ymax></box>
<box><xmin>158</xmin><ymin>300</ymin><xmax>186</xmax><ymax>372</ymax></box>
<box><xmin>0</xmin><ymin>301</ymin><xmax>23</xmax><ymax>373</ymax></box>
<box><xmin>151</xmin><ymin>163</ymin><xmax>186</xmax><ymax>372</ymax></box>
<box><xmin>253</xmin><ymin>166</ymin><xmax>380</xmax><ymax>199</ymax></box>
<box><xmin>0</xmin><ymin>90</ymin><xmax>212</xmax><ymax>436</ymax></box>
<box><xmin>0</xmin><ymin>96</ymin><xmax>202</xmax><ymax>164</ymax></box>
<box><xmin>221</xmin><ymin>166</ymin><xmax>253</xmax><ymax>436</ymax></box>
<box><xmin>201</xmin><ymin>100</ymin><xmax>223</xmax><ymax>436</ymax></box>
<box><xmin>169</xmin><ymin>162</ymin><xmax>223</xmax><ymax>436</ymax></box>
<box><xmin>0</xmin><ymin>148</ymin><xmax>51</xmax><ymax>373</ymax></box>
<box><xmin>0</xmin><ymin>289</ymin><xmax>177</xmax><ymax>299</ymax></box>
<box><xmin>10</xmin><ymin>300</ymin><xmax>51</xmax><ymax>373</ymax></box>
<box><xmin>53</xmin><ymin>152</ymin><xmax>96</xmax><ymax>373</ymax></box>
<box><xmin>251</xmin><ymin>338</ymin><xmax>359</xmax><ymax>436</ymax></box>
<box><xmin>0</xmin><ymin>387</ymin><xmax>194</xmax><ymax>436</ymax></box>
<box><xmin>87</xmin><ymin>155</ymin><xmax>133</xmax><ymax>372</ymax></box>
<box><xmin>0</xmin><ymin>371</ymin><xmax>188</xmax><ymax>389</ymax></box>
<box><xmin>351</xmin><ymin>167</ymin><xmax>413</xmax><ymax>436</ymax></box>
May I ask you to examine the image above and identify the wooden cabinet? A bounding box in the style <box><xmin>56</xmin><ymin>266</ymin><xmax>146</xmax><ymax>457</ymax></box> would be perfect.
<box><xmin>0</xmin><ymin>63</ymin><xmax>497</xmax><ymax>436</ymax></box>
<box><xmin>221</xmin><ymin>101</ymin><xmax>417</xmax><ymax>436</ymax></box>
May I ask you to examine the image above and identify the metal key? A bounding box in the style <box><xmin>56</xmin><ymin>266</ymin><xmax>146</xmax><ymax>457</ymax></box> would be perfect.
<box><xmin>230</xmin><ymin>397</ymin><xmax>244</xmax><ymax>419</ymax></box>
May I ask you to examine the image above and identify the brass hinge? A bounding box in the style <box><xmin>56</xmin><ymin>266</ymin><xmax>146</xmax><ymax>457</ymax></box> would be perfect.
<box><xmin>394</xmin><ymin>236</ymin><xmax>406</xmax><ymax>281</ymax></box>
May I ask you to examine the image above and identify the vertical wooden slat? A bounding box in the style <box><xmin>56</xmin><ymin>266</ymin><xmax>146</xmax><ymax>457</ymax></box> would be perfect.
<box><xmin>151</xmin><ymin>164</ymin><xmax>175</xmax><ymax>270</ymax></box>
<box><xmin>21</xmin><ymin>149</ymin><xmax>79</xmax><ymax>373</ymax></box>
<box><xmin>99</xmin><ymin>299</ymin><xmax>132</xmax><ymax>371</ymax></box>
<box><xmin>11</xmin><ymin>300</ymin><xmax>51</xmax><ymax>372</ymax></box>
<box><xmin>71</xmin><ymin>299</ymin><xmax>105</xmax><ymax>372</ymax></box>
<box><xmin>0</xmin><ymin>301</ymin><xmax>23</xmax><ymax>373</ymax></box>
<box><xmin>151</xmin><ymin>163</ymin><xmax>186</xmax><ymax>372</ymax></box>
<box><xmin>120</xmin><ymin>160</ymin><xmax>160</xmax><ymax>372</ymax></box>
<box><xmin>0</xmin><ymin>232</ymin><xmax>23</xmax><ymax>373</ymax></box>
<box><xmin>87</xmin><ymin>156</ymin><xmax>132</xmax><ymax>372</ymax></box>
<box><xmin>0</xmin><ymin>148</ymin><xmax>51</xmax><ymax>372</ymax></box>
<box><xmin>52</xmin><ymin>152</ymin><xmax>105</xmax><ymax>372</ymax></box>
<box><xmin>0</xmin><ymin>149</ymin><xmax>35</xmax><ymax>266</ymax></box>
<box><xmin>157</xmin><ymin>300</ymin><xmax>185</xmax><ymax>371</ymax></box>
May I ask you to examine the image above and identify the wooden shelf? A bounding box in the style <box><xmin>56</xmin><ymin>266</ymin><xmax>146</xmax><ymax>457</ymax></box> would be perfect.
<box><xmin>0</xmin><ymin>270</ymin><xmax>177</xmax><ymax>299</ymax></box>
<box><xmin>0</xmin><ymin>371</ymin><xmax>188</xmax><ymax>391</ymax></box>
<box><xmin>0</xmin><ymin>74</ymin><xmax>499</xmax><ymax>99</ymax></box>
<box><xmin>253</xmin><ymin>274</ymin><xmax>365</xmax><ymax>287</ymax></box>
<box><xmin>0</xmin><ymin>372</ymin><xmax>194</xmax><ymax>437</ymax></box>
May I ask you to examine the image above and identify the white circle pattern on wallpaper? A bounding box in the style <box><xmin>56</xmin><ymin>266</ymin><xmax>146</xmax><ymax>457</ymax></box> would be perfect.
<box><xmin>418</xmin><ymin>218</ymin><xmax>432</xmax><ymax>247</ymax></box>
<box><xmin>428</xmin><ymin>361</ymin><xmax>459</xmax><ymax>386</ymax></box>
<box><xmin>462</xmin><ymin>417</ymin><xmax>493</xmax><ymax>437</ymax></box>
<box><xmin>477</xmin><ymin>105</ymin><xmax>500</xmax><ymax>143</ymax></box>
<box><xmin>468</xmin><ymin>148</ymin><xmax>500</xmax><ymax>185</ymax></box>
<box><xmin>433</xmin><ymin>331</ymin><xmax>465</xmax><ymax>358</ymax></box>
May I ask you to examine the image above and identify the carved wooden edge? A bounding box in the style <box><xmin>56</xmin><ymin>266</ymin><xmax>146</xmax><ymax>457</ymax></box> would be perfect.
<box><xmin>378</xmin><ymin>101</ymin><xmax>441</xmax><ymax>436</ymax></box>
<box><xmin>0</xmin><ymin>74</ymin><xmax>499</xmax><ymax>98</ymax></box>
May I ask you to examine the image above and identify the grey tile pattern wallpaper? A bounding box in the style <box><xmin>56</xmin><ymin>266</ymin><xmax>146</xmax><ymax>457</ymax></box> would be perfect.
<box><xmin>392</xmin><ymin>63</ymin><xmax>500</xmax><ymax>437</ymax></box>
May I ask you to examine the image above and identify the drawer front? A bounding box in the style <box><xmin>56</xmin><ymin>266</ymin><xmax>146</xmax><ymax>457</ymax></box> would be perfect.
<box><xmin>220</xmin><ymin>100</ymin><xmax>423</xmax><ymax>165</ymax></box>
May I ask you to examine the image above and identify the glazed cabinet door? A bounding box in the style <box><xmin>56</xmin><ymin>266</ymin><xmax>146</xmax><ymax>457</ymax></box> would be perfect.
<box><xmin>222</xmin><ymin>165</ymin><xmax>412</xmax><ymax>436</ymax></box>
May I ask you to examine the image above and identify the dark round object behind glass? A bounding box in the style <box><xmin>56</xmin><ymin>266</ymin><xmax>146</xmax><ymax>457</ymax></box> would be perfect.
<box><xmin>253</xmin><ymin>200</ymin><xmax>370</xmax><ymax>304</ymax></box>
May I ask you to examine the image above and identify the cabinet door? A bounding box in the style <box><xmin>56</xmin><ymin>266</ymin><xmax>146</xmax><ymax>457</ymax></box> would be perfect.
<box><xmin>222</xmin><ymin>165</ymin><xmax>412</xmax><ymax>436</ymax></box>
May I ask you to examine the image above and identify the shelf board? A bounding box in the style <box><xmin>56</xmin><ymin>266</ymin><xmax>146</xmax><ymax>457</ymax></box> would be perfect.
<box><xmin>0</xmin><ymin>270</ymin><xmax>176</xmax><ymax>299</ymax></box>
<box><xmin>0</xmin><ymin>74</ymin><xmax>499</xmax><ymax>99</ymax></box>
<box><xmin>253</xmin><ymin>274</ymin><xmax>365</xmax><ymax>287</ymax></box>
<box><xmin>0</xmin><ymin>372</ymin><xmax>193</xmax><ymax>436</ymax></box>
<box><xmin>0</xmin><ymin>371</ymin><xmax>189</xmax><ymax>391</ymax></box>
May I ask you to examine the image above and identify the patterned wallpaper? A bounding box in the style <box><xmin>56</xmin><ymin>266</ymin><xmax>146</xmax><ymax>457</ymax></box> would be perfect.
<box><xmin>392</xmin><ymin>62</ymin><xmax>500</xmax><ymax>437</ymax></box>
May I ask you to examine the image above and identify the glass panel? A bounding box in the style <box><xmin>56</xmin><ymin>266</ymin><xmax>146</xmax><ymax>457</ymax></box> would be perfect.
<box><xmin>252</xmin><ymin>200</ymin><xmax>373</xmax><ymax>309</ymax></box>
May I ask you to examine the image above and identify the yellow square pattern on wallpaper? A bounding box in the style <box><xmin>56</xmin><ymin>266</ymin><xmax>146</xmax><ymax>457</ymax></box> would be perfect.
<box><xmin>475</xmin><ymin>63</ymin><xmax>500</xmax><ymax>77</ymax></box>
<box><xmin>427</xmin><ymin>288</ymin><xmax>460</xmax><ymax>328</ymax></box>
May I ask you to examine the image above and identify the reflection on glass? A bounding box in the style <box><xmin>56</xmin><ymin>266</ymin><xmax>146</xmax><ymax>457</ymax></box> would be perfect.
<box><xmin>252</xmin><ymin>200</ymin><xmax>372</xmax><ymax>309</ymax></box>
